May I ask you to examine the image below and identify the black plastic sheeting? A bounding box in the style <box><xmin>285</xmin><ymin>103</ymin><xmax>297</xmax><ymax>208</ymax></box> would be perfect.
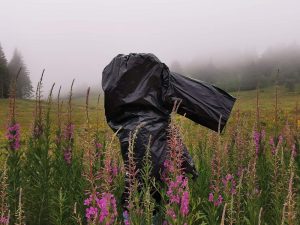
<box><xmin>102</xmin><ymin>53</ymin><xmax>236</xmax><ymax>180</ymax></box>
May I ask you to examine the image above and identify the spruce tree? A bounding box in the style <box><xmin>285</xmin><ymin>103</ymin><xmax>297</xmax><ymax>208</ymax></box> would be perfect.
<box><xmin>8</xmin><ymin>49</ymin><xmax>33</xmax><ymax>99</ymax></box>
<box><xmin>0</xmin><ymin>43</ymin><xmax>9</xmax><ymax>98</ymax></box>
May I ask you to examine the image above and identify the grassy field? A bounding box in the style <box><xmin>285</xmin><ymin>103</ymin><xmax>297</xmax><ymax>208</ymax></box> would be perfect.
<box><xmin>0</xmin><ymin>85</ymin><xmax>299</xmax><ymax>225</ymax></box>
<box><xmin>0</xmin><ymin>85</ymin><xmax>298</xmax><ymax>133</ymax></box>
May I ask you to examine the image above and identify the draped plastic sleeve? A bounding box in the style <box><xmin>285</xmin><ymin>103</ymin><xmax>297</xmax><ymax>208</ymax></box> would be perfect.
<box><xmin>162</xmin><ymin>70</ymin><xmax>236</xmax><ymax>133</ymax></box>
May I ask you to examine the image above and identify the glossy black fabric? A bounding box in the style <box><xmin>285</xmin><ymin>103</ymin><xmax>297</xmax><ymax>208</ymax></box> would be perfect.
<box><xmin>102</xmin><ymin>53</ymin><xmax>236</xmax><ymax>178</ymax></box>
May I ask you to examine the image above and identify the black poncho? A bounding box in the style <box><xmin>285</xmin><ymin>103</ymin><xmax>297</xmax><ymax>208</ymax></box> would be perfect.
<box><xmin>102</xmin><ymin>53</ymin><xmax>236</xmax><ymax>179</ymax></box>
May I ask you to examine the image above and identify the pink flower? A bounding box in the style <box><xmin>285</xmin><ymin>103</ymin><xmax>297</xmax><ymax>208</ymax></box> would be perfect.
<box><xmin>180</xmin><ymin>191</ymin><xmax>189</xmax><ymax>216</ymax></box>
<box><xmin>166</xmin><ymin>208</ymin><xmax>176</xmax><ymax>219</ymax></box>
<box><xmin>112</xmin><ymin>166</ymin><xmax>118</xmax><ymax>177</ymax></box>
<box><xmin>64</xmin><ymin>123</ymin><xmax>75</xmax><ymax>141</ymax></box>
<box><xmin>165</xmin><ymin>175</ymin><xmax>190</xmax><ymax>221</ymax></box>
<box><xmin>84</xmin><ymin>195</ymin><xmax>92</xmax><ymax>206</ymax></box>
<box><xmin>95</xmin><ymin>142</ymin><xmax>103</xmax><ymax>149</ymax></box>
<box><xmin>214</xmin><ymin>195</ymin><xmax>223</xmax><ymax>207</ymax></box>
<box><xmin>86</xmin><ymin>206</ymin><xmax>98</xmax><ymax>219</ymax></box>
<box><xmin>6</xmin><ymin>122</ymin><xmax>21</xmax><ymax>151</ymax></box>
<box><xmin>208</xmin><ymin>192</ymin><xmax>214</xmax><ymax>202</ymax></box>
<box><xmin>64</xmin><ymin>147</ymin><xmax>72</xmax><ymax>165</ymax></box>
<box><xmin>0</xmin><ymin>216</ymin><xmax>9</xmax><ymax>224</ymax></box>
<box><xmin>123</xmin><ymin>211</ymin><xmax>130</xmax><ymax>225</ymax></box>
<box><xmin>84</xmin><ymin>192</ymin><xmax>117</xmax><ymax>224</ymax></box>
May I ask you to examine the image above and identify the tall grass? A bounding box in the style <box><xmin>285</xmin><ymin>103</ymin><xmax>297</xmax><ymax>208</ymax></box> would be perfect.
<box><xmin>0</xmin><ymin>80</ymin><xmax>299</xmax><ymax>225</ymax></box>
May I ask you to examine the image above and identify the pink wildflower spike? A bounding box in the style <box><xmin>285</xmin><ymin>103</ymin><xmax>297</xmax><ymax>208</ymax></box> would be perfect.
<box><xmin>6</xmin><ymin>122</ymin><xmax>21</xmax><ymax>151</ymax></box>
<box><xmin>208</xmin><ymin>192</ymin><xmax>214</xmax><ymax>202</ymax></box>
<box><xmin>166</xmin><ymin>208</ymin><xmax>176</xmax><ymax>219</ymax></box>
<box><xmin>86</xmin><ymin>206</ymin><xmax>98</xmax><ymax>219</ymax></box>
<box><xmin>123</xmin><ymin>210</ymin><xmax>130</xmax><ymax>225</ymax></box>
<box><xmin>0</xmin><ymin>216</ymin><xmax>9</xmax><ymax>224</ymax></box>
<box><xmin>84</xmin><ymin>198</ymin><xmax>91</xmax><ymax>206</ymax></box>
<box><xmin>180</xmin><ymin>191</ymin><xmax>189</xmax><ymax>216</ymax></box>
<box><xmin>64</xmin><ymin>147</ymin><xmax>72</xmax><ymax>165</ymax></box>
<box><xmin>64</xmin><ymin>123</ymin><xmax>75</xmax><ymax>140</ymax></box>
<box><xmin>231</xmin><ymin>188</ymin><xmax>237</xmax><ymax>195</ymax></box>
<box><xmin>214</xmin><ymin>194</ymin><xmax>223</xmax><ymax>207</ymax></box>
<box><xmin>95</xmin><ymin>142</ymin><xmax>103</xmax><ymax>149</ymax></box>
<box><xmin>85</xmin><ymin>192</ymin><xmax>118</xmax><ymax>224</ymax></box>
<box><xmin>226</xmin><ymin>174</ymin><xmax>233</xmax><ymax>180</ymax></box>
<box><xmin>218</xmin><ymin>195</ymin><xmax>223</xmax><ymax>204</ymax></box>
<box><xmin>222</xmin><ymin>177</ymin><xmax>227</xmax><ymax>186</ymax></box>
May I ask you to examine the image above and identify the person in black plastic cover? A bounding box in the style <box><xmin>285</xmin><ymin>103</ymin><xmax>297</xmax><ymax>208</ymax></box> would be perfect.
<box><xmin>102</xmin><ymin>53</ymin><xmax>236</xmax><ymax>207</ymax></box>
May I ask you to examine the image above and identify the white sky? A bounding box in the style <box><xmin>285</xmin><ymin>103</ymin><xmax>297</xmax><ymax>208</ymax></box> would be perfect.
<box><xmin>1</xmin><ymin>0</ymin><xmax>300</xmax><ymax>92</ymax></box>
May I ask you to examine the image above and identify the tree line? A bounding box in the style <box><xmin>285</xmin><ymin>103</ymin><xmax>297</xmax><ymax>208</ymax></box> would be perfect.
<box><xmin>0</xmin><ymin>43</ymin><xmax>33</xmax><ymax>99</ymax></box>
<box><xmin>171</xmin><ymin>44</ymin><xmax>300</xmax><ymax>92</ymax></box>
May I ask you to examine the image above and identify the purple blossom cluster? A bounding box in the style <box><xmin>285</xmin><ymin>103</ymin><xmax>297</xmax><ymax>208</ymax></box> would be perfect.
<box><xmin>253</xmin><ymin>129</ymin><xmax>265</xmax><ymax>155</ymax></box>
<box><xmin>84</xmin><ymin>192</ymin><xmax>118</xmax><ymax>224</ymax></box>
<box><xmin>208</xmin><ymin>193</ymin><xmax>223</xmax><ymax>207</ymax></box>
<box><xmin>162</xmin><ymin>159</ymin><xmax>175</xmax><ymax>182</ymax></box>
<box><xmin>222</xmin><ymin>174</ymin><xmax>237</xmax><ymax>195</ymax></box>
<box><xmin>165</xmin><ymin>175</ymin><xmax>190</xmax><ymax>219</ymax></box>
<box><xmin>209</xmin><ymin>173</ymin><xmax>237</xmax><ymax>207</ymax></box>
<box><xmin>103</xmin><ymin>156</ymin><xmax>118</xmax><ymax>186</ymax></box>
<box><xmin>6</xmin><ymin>122</ymin><xmax>20</xmax><ymax>151</ymax></box>
<box><xmin>95</xmin><ymin>142</ymin><xmax>103</xmax><ymax>150</ymax></box>
<box><xmin>64</xmin><ymin>123</ymin><xmax>75</xmax><ymax>141</ymax></box>
<box><xmin>63</xmin><ymin>123</ymin><xmax>75</xmax><ymax>165</ymax></box>
<box><xmin>122</xmin><ymin>210</ymin><xmax>130</xmax><ymax>225</ymax></box>
<box><xmin>0</xmin><ymin>216</ymin><xmax>9</xmax><ymax>224</ymax></box>
<box><xmin>95</xmin><ymin>142</ymin><xmax>102</xmax><ymax>157</ymax></box>
<box><xmin>64</xmin><ymin>147</ymin><xmax>72</xmax><ymax>165</ymax></box>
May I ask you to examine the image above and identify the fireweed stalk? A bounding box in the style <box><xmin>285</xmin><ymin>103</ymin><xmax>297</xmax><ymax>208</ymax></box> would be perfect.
<box><xmin>55</xmin><ymin>85</ymin><xmax>63</xmax><ymax>147</ymax></box>
<box><xmin>63</xmin><ymin>79</ymin><xmax>75</xmax><ymax>165</ymax></box>
<box><xmin>51</xmin><ymin>83</ymin><xmax>80</xmax><ymax>225</ymax></box>
<box><xmin>6</xmin><ymin>67</ymin><xmax>21</xmax><ymax>150</ymax></box>
<box><xmin>122</xmin><ymin>124</ymin><xmax>144</xmax><ymax>225</ymax></box>
<box><xmin>23</xmin><ymin>73</ymin><xmax>54</xmax><ymax>224</ymax></box>
<box><xmin>32</xmin><ymin>70</ymin><xmax>45</xmax><ymax>139</ymax></box>
<box><xmin>123</xmin><ymin>129</ymin><xmax>157</xmax><ymax>225</ymax></box>
<box><xmin>6</xmin><ymin>67</ymin><xmax>23</xmax><ymax>224</ymax></box>
<box><xmin>6</xmin><ymin>122</ymin><xmax>20</xmax><ymax>151</ymax></box>
<box><xmin>163</xmin><ymin>101</ymin><xmax>190</xmax><ymax>225</ymax></box>
<box><xmin>83</xmin><ymin>87</ymin><xmax>118</xmax><ymax>225</ymax></box>
<box><xmin>253</xmin><ymin>129</ymin><xmax>265</xmax><ymax>156</ymax></box>
<box><xmin>281</xmin><ymin>147</ymin><xmax>297</xmax><ymax>224</ymax></box>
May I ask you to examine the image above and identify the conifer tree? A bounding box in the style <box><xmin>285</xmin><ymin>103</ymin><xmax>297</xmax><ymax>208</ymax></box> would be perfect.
<box><xmin>8</xmin><ymin>49</ymin><xmax>33</xmax><ymax>99</ymax></box>
<box><xmin>0</xmin><ymin>43</ymin><xmax>9</xmax><ymax>98</ymax></box>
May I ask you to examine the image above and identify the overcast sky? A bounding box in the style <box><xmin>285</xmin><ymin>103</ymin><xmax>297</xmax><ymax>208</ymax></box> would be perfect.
<box><xmin>1</xmin><ymin>0</ymin><xmax>300</xmax><ymax>92</ymax></box>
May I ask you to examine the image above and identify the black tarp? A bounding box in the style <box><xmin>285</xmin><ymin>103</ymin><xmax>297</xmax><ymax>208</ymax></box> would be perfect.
<box><xmin>102</xmin><ymin>53</ymin><xmax>236</xmax><ymax>179</ymax></box>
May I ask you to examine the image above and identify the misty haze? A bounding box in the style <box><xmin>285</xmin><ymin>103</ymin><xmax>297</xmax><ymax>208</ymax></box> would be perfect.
<box><xmin>0</xmin><ymin>1</ymin><xmax>300</xmax><ymax>225</ymax></box>
<box><xmin>1</xmin><ymin>0</ymin><xmax>300</xmax><ymax>96</ymax></box>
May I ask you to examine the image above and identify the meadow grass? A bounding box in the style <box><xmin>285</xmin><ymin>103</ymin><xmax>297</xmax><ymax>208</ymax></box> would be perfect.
<box><xmin>0</xmin><ymin>85</ymin><xmax>299</xmax><ymax>225</ymax></box>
